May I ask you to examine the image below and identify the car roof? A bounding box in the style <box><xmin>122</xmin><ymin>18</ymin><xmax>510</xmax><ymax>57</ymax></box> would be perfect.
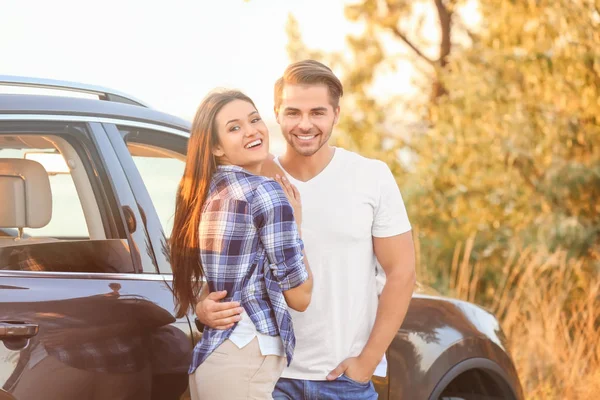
<box><xmin>0</xmin><ymin>94</ymin><xmax>192</xmax><ymax>133</ymax></box>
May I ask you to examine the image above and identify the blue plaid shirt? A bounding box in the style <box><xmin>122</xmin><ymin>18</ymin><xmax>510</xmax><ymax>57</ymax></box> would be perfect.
<box><xmin>189</xmin><ymin>165</ymin><xmax>308</xmax><ymax>373</ymax></box>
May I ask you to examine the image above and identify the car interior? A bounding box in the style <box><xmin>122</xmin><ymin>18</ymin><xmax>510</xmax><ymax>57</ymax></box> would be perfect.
<box><xmin>0</xmin><ymin>157</ymin><xmax>55</xmax><ymax>246</ymax></box>
<box><xmin>0</xmin><ymin>133</ymin><xmax>163</xmax><ymax>273</ymax></box>
<box><xmin>0</xmin><ymin>134</ymin><xmax>105</xmax><ymax>246</ymax></box>
<box><xmin>0</xmin><ymin>133</ymin><xmax>185</xmax><ymax>244</ymax></box>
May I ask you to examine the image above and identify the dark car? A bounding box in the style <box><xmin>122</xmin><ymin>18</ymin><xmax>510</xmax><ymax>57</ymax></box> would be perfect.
<box><xmin>0</xmin><ymin>75</ymin><xmax>524</xmax><ymax>400</ymax></box>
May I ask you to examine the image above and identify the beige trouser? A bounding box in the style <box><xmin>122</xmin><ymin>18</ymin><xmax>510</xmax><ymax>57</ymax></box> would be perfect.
<box><xmin>189</xmin><ymin>338</ymin><xmax>286</xmax><ymax>400</ymax></box>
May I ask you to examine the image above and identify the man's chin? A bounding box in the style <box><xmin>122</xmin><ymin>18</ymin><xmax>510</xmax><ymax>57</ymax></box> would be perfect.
<box><xmin>288</xmin><ymin>140</ymin><xmax>323</xmax><ymax>156</ymax></box>
<box><xmin>292</xmin><ymin>146</ymin><xmax>320</xmax><ymax>157</ymax></box>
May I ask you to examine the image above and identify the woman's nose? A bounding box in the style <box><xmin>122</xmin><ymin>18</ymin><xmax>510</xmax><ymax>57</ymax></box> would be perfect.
<box><xmin>245</xmin><ymin>125</ymin><xmax>259</xmax><ymax>137</ymax></box>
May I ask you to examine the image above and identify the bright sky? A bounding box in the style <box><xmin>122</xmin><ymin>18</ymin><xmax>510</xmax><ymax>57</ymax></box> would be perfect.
<box><xmin>0</xmin><ymin>0</ymin><xmax>480</xmax><ymax>237</ymax></box>
<box><xmin>1</xmin><ymin>0</ymin><xmax>481</xmax><ymax>118</ymax></box>
<box><xmin>1</xmin><ymin>0</ymin><xmax>358</xmax><ymax>122</ymax></box>
<box><xmin>0</xmin><ymin>0</ymin><xmax>356</xmax><ymax>236</ymax></box>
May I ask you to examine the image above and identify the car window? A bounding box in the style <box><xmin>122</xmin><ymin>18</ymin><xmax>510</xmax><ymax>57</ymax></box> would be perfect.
<box><xmin>0</xmin><ymin>148</ymin><xmax>88</xmax><ymax>238</ymax></box>
<box><xmin>119</xmin><ymin>127</ymin><xmax>187</xmax><ymax>239</ymax></box>
<box><xmin>129</xmin><ymin>152</ymin><xmax>183</xmax><ymax>238</ymax></box>
<box><xmin>0</xmin><ymin>130</ymin><xmax>135</xmax><ymax>274</ymax></box>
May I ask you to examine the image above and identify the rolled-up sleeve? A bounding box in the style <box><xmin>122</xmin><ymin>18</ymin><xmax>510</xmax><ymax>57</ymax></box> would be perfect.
<box><xmin>251</xmin><ymin>180</ymin><xmax>308</xmax><ymax>291</ymax></box>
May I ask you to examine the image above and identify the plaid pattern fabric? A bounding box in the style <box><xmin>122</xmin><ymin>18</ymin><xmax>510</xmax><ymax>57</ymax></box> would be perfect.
<box><xmin>189</xmin><ymin>165</ymin><xmax>307</xmax><ymax>373</ymax></box>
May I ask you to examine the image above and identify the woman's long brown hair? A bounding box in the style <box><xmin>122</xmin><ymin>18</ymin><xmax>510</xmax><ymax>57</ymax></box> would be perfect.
<box><xmin>171</xmin><ymin>90</ymin><xmax>256</xmax><ymax>318</ymax></box>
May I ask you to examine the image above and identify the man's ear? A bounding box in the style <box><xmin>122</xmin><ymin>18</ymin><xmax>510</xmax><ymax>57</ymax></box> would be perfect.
<box><xmin>274</xmin><ymin>107</ymin><xmax>281</xmax><ymax>124</ymax></box>
<box><xmin>333</xmin><ymin>106</ymin><xmax>341</xmax><ymax>125</ymax></box>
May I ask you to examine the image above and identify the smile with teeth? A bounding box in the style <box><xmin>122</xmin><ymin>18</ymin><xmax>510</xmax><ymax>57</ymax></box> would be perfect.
<box><xmin>245</xmin><ymin>139</ymin><xmax>263</xmax><ymax>149</ymax></box>
<box><xmin>296</xmin><ymin>135</ymin><xmax>316</xmax><ymax>141</ymax></box>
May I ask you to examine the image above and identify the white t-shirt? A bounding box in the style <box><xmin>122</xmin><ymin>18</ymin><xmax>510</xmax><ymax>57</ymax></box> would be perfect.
<box><xmin>274</xmin><ymin>147</ymin><xmax>412</xmax><ymax>381</ymax></box>
<box><xmin>229</xmin><ymin>311</ymin><xmax>284</xmax><ymax>356</ymax></box>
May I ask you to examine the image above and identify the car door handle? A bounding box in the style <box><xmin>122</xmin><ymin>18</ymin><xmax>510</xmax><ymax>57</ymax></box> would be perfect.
<box><xmin>0</xmin><ymin>322</ymin><xmax>39</xmax><ymax>339</ymax></box>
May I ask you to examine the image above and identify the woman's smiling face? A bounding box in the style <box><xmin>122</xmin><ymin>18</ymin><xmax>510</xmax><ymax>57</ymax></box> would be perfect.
<box><xmin>212</xmin><ymin>99</ymin><xmax>269</xmax><ymax>173</ymax></box>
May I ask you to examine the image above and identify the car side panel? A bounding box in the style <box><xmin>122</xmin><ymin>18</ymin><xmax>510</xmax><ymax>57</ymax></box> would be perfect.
<box><xmin>424</xmin><ymin>338</ymin><xmax>523</xmax><ymax>399</ymax></box>
<box><xmin>0</xmin><ymin>273</ymin><xmax>192</xmax><ymax>400</ymax></box>
<box><xmin>0</xmin><ymin>117</ymin><xmax>193</xmax><ymax>399</ymax></box>
<box><xmin>387</xmin><ymin>295</ymin><xmax>523</xmax><ymax>399</ymax></box>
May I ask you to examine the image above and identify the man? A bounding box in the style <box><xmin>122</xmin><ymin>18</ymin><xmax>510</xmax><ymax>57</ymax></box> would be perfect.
<box><xmin>196</xmin><ymin>60</ymin><xmax>415</xmax><ymax>399</ymax></box>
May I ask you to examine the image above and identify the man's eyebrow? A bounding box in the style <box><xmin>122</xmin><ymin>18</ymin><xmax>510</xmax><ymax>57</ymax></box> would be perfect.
<box><xmin>282</xmin><ymin>107</ymin><xmax>329</xmax><ymax>112</ymax></box>
<box><xmin>226</xmin><ymin>111</ymin><xmax>258</xmax><ymax>125</ymax></box>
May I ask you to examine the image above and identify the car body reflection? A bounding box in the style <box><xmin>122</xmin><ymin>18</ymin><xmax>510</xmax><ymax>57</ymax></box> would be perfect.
<box><xmin>0</xmin><ymin>240</ymin><xmax>192</xmax><ymax>400</ymax></box>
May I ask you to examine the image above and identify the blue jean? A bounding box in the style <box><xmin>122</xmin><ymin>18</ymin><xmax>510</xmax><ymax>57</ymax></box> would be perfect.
<box><xmin>272</xmin><ymin>376</ymin><xmax>378</xmax><ymax>400</ymax></box>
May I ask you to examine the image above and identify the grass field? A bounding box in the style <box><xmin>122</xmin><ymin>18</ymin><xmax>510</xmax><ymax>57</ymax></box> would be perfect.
<box><xmin>416</xmin><ymin>236</ymin><xmax>600</xmax><ymax>400</ymax></box>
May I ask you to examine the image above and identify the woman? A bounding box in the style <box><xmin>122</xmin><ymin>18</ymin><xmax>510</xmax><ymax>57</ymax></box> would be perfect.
<box><xmin>170</xmin><ymin>90</ymin><xmax>313</xmax><ymax>400</ymax></box>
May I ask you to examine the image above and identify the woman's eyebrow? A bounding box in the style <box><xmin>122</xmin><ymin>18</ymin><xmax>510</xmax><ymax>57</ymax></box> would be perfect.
<box><xmin>226</xmin><ymin>111</ymin><xmax>258</xmax><ymax>125</ymax></box>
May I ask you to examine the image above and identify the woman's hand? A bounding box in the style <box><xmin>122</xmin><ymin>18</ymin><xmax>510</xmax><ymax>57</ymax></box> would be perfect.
<box><xmin>275</xmin><ymin>174</ymin><xmax>302</xmax><ymax>228</ymax></box>
<box><xmin>261</xmin><ymin>155</ymin><xmax>285</xmax><ymax>179</ymax></box>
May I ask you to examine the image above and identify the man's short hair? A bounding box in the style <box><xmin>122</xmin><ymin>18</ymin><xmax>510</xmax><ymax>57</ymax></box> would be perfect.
<box><xmin>274</xmin><ymin>60</ymin><xmax>344</xmax><ymax>111</ymax></box>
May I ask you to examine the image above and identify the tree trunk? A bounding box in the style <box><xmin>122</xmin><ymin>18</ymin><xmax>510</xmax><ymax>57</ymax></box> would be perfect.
<box><xmin>431</xmin><ymin>0</ymin><xmax>452</xmax><ymax>101</ymax></box>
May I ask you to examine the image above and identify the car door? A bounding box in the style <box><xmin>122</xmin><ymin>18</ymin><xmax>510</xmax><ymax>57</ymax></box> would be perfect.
<box><xmin>99</xmin><ymin>120</ymin><xmax>196</xmax><ymax>306</ymax></box>
<box><xmin>99</xmin><ymin>120</ymin><xmax>205</xmax><ymax>331</ymax></box>
<box><xmin>0</xmin><ymin>118</ymin><xmax>192</xmax><ymax>400</ymax></box>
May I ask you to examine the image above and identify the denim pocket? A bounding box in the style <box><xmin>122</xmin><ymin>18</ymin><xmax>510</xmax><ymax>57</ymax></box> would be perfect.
<box><xmin>339</xmin><ymin>374</ymin><xmax>371</xmax><ymax>387</ymax></box>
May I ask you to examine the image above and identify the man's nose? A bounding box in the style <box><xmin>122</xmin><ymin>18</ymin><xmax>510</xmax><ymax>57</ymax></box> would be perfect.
<box><xmin>298</xmin><ymin>115</ymin><xmax>312</xmax><ymax>131</ymax></box>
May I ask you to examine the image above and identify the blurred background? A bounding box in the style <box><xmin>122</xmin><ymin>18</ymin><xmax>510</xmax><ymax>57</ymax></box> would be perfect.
<box><xmin>2</xmin><ymin>1</ymin><xmax>599</xmax><ymax>398</ymax></box>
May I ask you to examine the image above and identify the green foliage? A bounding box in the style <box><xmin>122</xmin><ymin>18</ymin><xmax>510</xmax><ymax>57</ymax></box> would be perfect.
<box><xmin>285</xmin><ymin>0</ymin><xmax>600</xmax><ymax>297</ymax></box>
<box><xmin>417</xmin><ymin>0</ymin><xmax>600</xmax><ymax>270</ymax></box>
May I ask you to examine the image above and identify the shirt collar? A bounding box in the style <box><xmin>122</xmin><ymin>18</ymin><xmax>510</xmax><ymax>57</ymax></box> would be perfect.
<box><xmin>217</xmin><ymin>164</ymin><xmax>245</xmax><ymax>172</ymax></box>
<box><xmin>216</xmin><ymin>164</ymin><xmax>255</xmax><ymax>175</ymax></box>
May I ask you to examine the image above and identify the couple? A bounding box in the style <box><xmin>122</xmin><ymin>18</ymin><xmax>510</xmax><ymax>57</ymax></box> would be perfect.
<box><xmin>170</xmin><ymin>60</ymin><xmax>416</xmax><ymax>400</ymax></box>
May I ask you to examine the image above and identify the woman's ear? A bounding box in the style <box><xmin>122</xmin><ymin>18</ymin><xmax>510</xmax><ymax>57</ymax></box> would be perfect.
<box><xmin>212</xmin><ymin>145</ymin><xmax>225</xmax><ymax>157</ymax></box>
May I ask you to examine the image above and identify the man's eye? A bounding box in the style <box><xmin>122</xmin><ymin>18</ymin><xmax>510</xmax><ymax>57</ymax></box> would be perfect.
<box><xmin>312</xmin><ymin>112</ymin><xmax>325</xmax><ymax>116</ymax></box>
<box><xmin>286</xmin><ymin>112</ymin><xmax>298</xmax><ymax>116</ymax></box>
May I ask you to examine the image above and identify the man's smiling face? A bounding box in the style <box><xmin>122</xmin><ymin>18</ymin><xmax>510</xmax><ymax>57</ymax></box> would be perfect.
<box><xmin>276</xmin><ymin>83</ymin><xmax>339</xmax><ymax>157</ymax></box>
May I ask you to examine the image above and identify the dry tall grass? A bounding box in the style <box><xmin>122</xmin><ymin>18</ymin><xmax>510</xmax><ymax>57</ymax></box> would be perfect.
<box><xmin>416</xmin><ymin>235</ymin><xmax>600</xmax><ymax>399</ymax></box>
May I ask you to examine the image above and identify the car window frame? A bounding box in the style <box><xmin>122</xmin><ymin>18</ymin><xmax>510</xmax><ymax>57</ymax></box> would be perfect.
<box><xmin>120</xmin><ymin>125</ymin><xmax>187</xmax><ymax>239</ymax></box>
<box><xmin>0</xmin><ymin>120</ymin><xmax>124</xmax><ymax>239</ymax></box>
<box><xmin>101</xmin><ymin>122</ymin><xmax>189</xmax><ymax>275</ymax></box>
<box><xmin>0</xmin><ymin>116</ymin><xmax>151</xmax><ymax>276</ymax></box>
<box><xmin>88</xmin><ymin>122</ymin><xmax>160</xmax><ymax>273</ymax></box>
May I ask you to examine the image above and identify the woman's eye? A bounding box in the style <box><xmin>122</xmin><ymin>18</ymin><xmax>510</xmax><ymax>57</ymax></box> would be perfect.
<box><xmin>229</xmin><ymin>125</ymin><xmax>240</xmax><ymax>132</ymax></box>
<box><xmin>251</xmin><ymin>117</ymin><xmax>262</xmax><ymax>123</ymax></box>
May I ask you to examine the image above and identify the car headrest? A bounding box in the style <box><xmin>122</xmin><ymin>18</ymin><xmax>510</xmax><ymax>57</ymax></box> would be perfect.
<box><xmin>0</xmin><ymin>158</ymin><xmax>52</xmax><ymax>229</ymax></box>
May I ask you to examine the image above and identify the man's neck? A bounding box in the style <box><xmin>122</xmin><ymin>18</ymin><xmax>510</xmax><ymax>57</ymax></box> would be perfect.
<box><xmin>279</xmin><ymin>145</ymin><xmax>336</xmax><ymax>182</ymax></box>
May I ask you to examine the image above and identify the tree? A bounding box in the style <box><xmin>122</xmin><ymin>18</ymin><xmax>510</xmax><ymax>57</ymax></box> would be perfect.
<box><xmin>286</xmin><ymin>0</ymin><xmax>600</xmax><ymax>296</ymax></box>
<box><xmin>343</xmin><ymin>0</ymin><xmax>464</xmax><ymax>101</ymax></box>
<box><xmin>413</xmin><ymin>0</ymin><xmax>600</xmax><ymax>270</ymax></box>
